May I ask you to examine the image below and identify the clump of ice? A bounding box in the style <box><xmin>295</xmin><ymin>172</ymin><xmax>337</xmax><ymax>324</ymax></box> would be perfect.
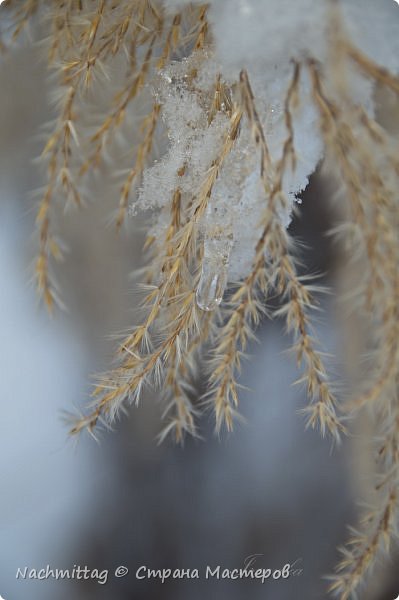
<box><xmin>137</xmin><ymin>0</ymin><xmax>399</xmax><ymax>282</ymax></box>
<box><xmin>138</xmin><ymin>53</ymin><xmax>323</xmax><ymax>280</ymax></box>
<box><xmin>201</xmin><ymin>0</ymin><xmax>399</xmax><ymax>77</ymax></box>
<box><xmin>137</xmin><ymin>53</ymin><xmax>230</xmax><ymax>215</ymax></box>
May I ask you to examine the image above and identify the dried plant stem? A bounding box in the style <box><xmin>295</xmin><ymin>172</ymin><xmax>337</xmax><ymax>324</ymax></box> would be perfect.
<box><xmin>82</xmin><ymin>33</ymin><xmax>158</xmax><ymax>173</ymax></box>
<box><xmin>159</xmin><ymin>311</ymin><xmax>213</xmax><ymax>443</ymax></box>
<box><xmin>7</xmin><ymin>1</ymin><xmax>211</xmax><ymax>312</ymax></box>
<box><xmin>307</xmin><ymin>44</ymin><xmax>399</xmax><ymax>599</ymax></box>
<box><xmin>35</xmin><ymin>1</ymin><xmax>135</xmax><ymax>310</ymax></box>
<box><xmin>157</xmin><ymin>12</ymin><xmax>181</xmax><ymax>70</ymax></box>
<box><xmin>71</xmin><ymin>105</ymin><xmax>242</xmax><ymax>437</ymax></box>
<box><xmin>308</xmin><ymin>60</ymin><xmax>399</xmax><ymax>416</ymax></box>
<box><xmin>194</xmin><ymin>5</ymin><xmax>209</xmax><ymax>50</ymax></box>
<box><xmin>330</xmin><ymin>390</ymin><xmax>399</xmax><ymax>599</ymax></box>
<box><xmin>208</xmin><ymin>266</ymin><xmax>268</xmax><ymax>432</ymax></box>
<box><xmin>330</xmin><ymin>488</ymin><xmax>397</xmax><ymax>600</ymax></box>
<box><xmin>345</xmin><ymin>42</ymin><xmax>399</xmax><ymax>96</ymax></box>
<box><xmin>36</xmin><ymin>85</ymin><xmax>78</xmax><ymax>311</ymax></box>
<box><xmin>116</xmin><ymin>102</ymin><xmax>161</xmax><ymax>230</ymax></box>
<box><xmin>239</xmin><ymin>66</ymin><xmax>345</xmax><ymax>440</ymax></box>
<box><xmin>5</xmin><ymin>0</ymin><xmax>39</xmax><ymax>43</ymax></box>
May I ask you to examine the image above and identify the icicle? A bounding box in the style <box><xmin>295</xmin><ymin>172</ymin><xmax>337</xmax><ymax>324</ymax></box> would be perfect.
<box><xmin>196</xmin><ymin>256</ymin><xmax>228</xmax><ymax>311</ymax></box>
<box><xmin>196</xmin><ymin>231</ymin><xmax>231</xmax><ymax>311</ymax></box>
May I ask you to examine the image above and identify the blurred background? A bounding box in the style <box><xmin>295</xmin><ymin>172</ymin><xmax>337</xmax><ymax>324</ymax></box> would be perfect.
<box><xmin>1</xmin><ymin>27</ymin><xmax>399</xmax><ymax>600</ymax></box>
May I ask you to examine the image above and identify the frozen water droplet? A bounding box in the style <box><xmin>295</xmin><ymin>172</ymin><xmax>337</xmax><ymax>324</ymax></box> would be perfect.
<box><xmin>196</xmin><ymin>258</ymin><xmax>228</xmax><ymax>311</ymax></box>
<box><xmin>196</xmin><ymin>233</ymin><xmax>231</xmax><ymax>311</ymax></box>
